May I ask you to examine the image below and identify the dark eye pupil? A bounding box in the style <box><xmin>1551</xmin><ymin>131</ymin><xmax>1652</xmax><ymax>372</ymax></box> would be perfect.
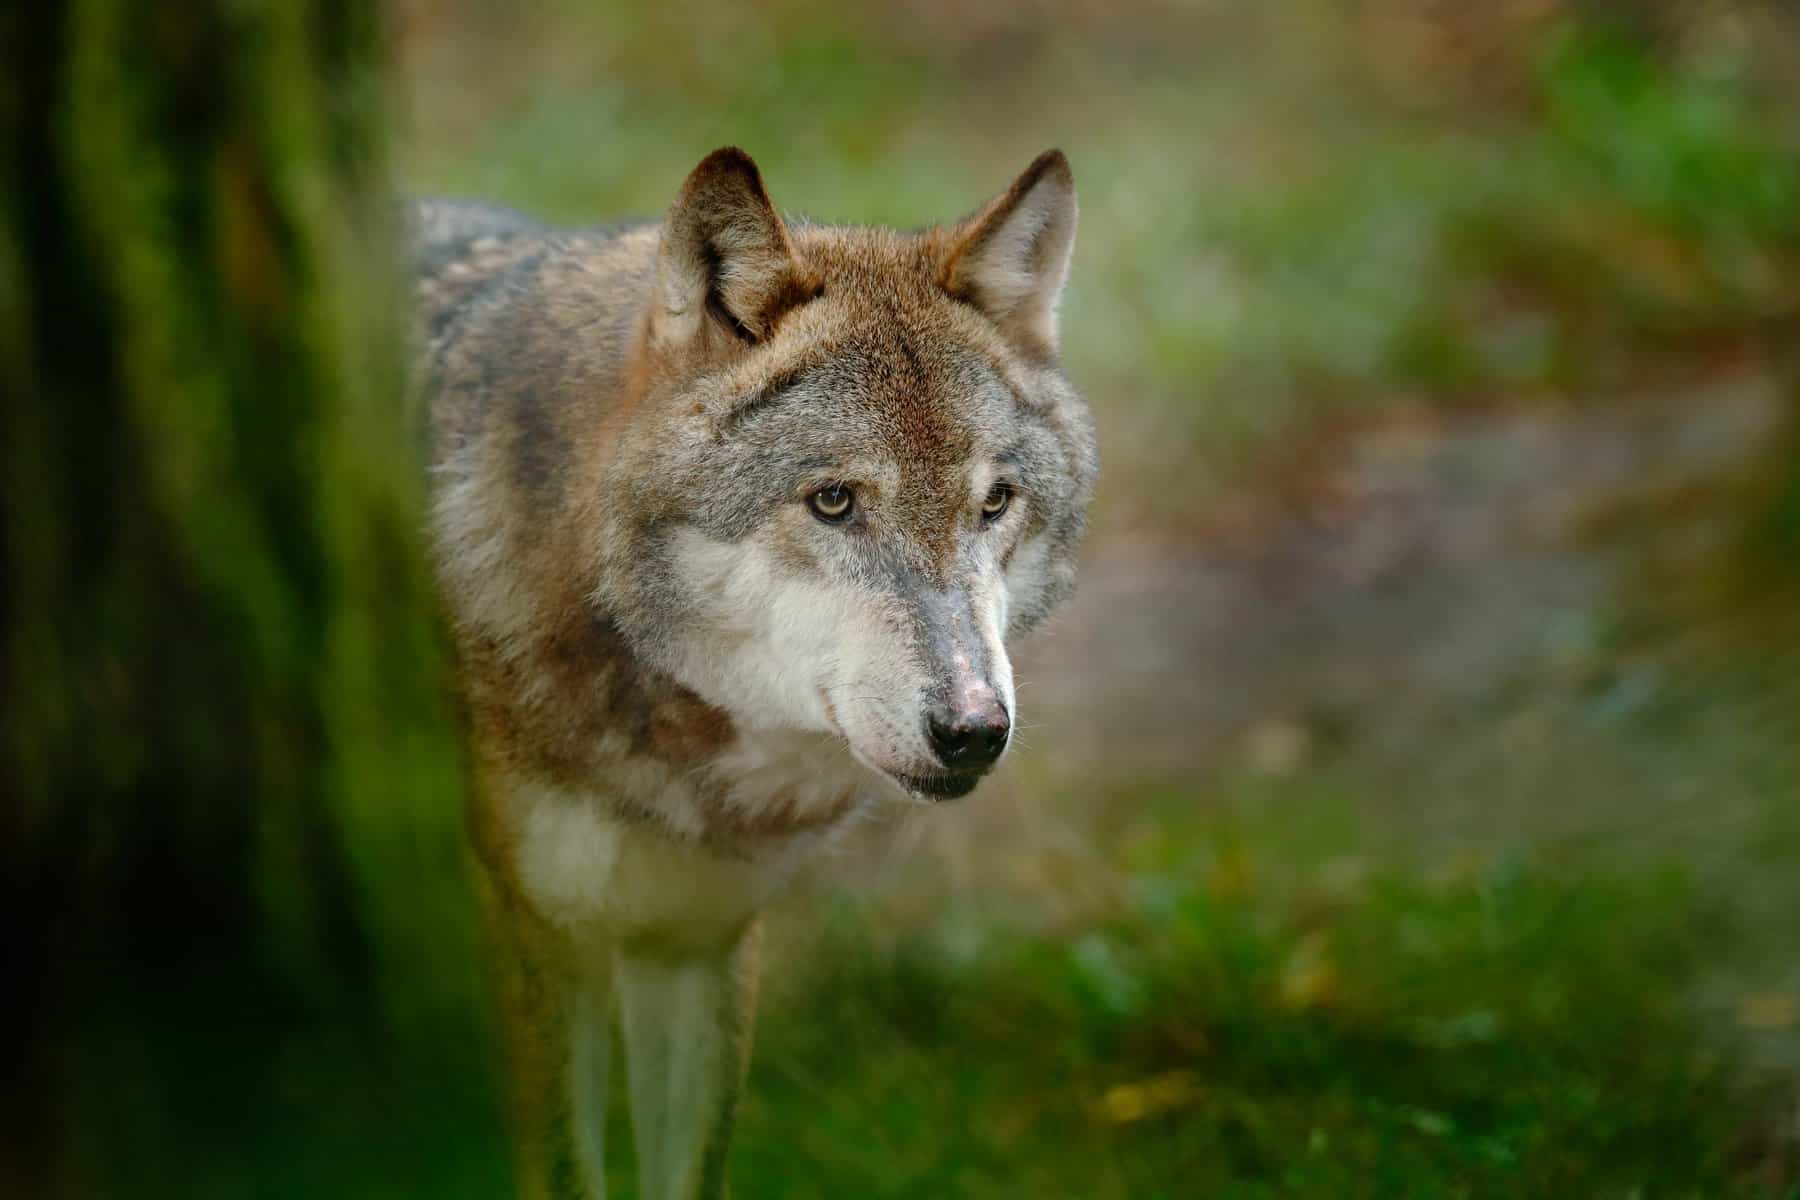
<box><xmin>983</xmin><ymin>483</ymin><xmax>1011</xmax><ymax>517</ymax></box>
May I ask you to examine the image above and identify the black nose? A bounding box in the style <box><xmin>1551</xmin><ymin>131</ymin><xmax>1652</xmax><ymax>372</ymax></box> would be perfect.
<box><xmin>926</xmin><ymin>701</ymin><xmax>1011</xmax><ymax>771</ymax></box>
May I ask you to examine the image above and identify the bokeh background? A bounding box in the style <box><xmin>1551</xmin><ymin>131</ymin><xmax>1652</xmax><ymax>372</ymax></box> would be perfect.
<box><xmin>8</xmin><ymin>0</ymin><xmax>1800</xmax><ymax>1195</ymax></box>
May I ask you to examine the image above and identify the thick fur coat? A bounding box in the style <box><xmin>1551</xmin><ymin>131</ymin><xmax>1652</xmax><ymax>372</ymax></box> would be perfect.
<box><xmin>412</xmin><ymin>148</ymin><xmax>1096</xmax><ymax>1199</ymax></box>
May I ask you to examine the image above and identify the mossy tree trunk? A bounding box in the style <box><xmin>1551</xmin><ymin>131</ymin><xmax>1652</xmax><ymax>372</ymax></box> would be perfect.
<box><xmin>1</xmin><ymin>3</ymin><xmax>501</xmax><ymax>1195</ymax></box>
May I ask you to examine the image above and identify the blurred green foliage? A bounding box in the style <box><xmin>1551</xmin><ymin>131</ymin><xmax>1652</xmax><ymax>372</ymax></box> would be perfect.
<box><xmin>4</xmin><ymin>2</ymin><xmax>502</xmax><ymax>1194</ymax></box>
<box><xmin>735</xmin><ymin>788</ymin><xmax>1743</xmax><ymax>1198</ymax></box>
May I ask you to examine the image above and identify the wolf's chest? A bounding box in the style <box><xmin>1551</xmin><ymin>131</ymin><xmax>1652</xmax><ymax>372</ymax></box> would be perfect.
<box><xmin>507</xmin><ymin>787</ymin><xmax>800</xmax><ymax>947</ymax></box>
<box><xmin>686</xmin><ymin>727</ymin><xmax>880</xmax><ymax>839</ymax></box>
<box><xmin>506</xmin><ymin>732</ymin><xmax>881</xmax><ymax>944</ymax></box>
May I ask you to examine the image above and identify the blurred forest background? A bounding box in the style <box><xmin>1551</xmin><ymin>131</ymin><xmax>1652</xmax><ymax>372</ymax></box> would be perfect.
<box><xmin>6</xmin><ymin>0</ymin><xmax>1800</xmax><ymax>1196</ymax></box>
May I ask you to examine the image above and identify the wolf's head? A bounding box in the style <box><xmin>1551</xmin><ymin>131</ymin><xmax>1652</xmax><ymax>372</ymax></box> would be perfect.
<box><xmin>602</xmin><ymin>148</ymin><xmax>1096</xmax><ymax>801</ymax></box>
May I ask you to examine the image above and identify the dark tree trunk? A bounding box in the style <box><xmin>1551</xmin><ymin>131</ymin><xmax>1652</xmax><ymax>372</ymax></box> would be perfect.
<box><xmin>0</xmin><ymin>3</ymin><xmax>501</xmax><ymax>1195</ymax></box>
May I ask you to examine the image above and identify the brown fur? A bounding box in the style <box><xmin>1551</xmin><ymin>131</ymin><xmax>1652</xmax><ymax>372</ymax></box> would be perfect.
<box><xmin>412</xmin><ymin>148</ymin><xmax>1095</xmax><ymax>1198</ymax></box>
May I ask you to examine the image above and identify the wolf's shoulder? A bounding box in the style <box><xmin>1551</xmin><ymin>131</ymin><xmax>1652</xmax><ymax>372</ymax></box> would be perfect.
<box><xmin>411</xmin><ymin>198</ymin><xmax>656</xmax><ymax>476</ymax></box>
<box><xmin>409</xmin><ymin>197</ymin><xmax>656</xmax><ymax>348</ymax></box>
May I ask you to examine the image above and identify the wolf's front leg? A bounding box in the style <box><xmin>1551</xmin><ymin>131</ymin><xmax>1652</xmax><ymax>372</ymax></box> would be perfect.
<box><xmin>486</xmin><ymin>887</ymin><xmax>617</xmax><ymax>1200</ymax></box>
<box><xmin>615</xmin><ymin>920</ymin><xmax>763</xmax><ymax>1200</ymax></box>
<box><xmin>566</xmin><ymin>947</ymin><xmax>617</xmax><ymax>1197</ymax></box>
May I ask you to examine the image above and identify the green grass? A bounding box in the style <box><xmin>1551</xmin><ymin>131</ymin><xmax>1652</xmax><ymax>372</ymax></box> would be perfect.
<box><xmin>650</xmin><ymin>778</ymin><xmax>1772</xmax><ymax>1198</ymax></box>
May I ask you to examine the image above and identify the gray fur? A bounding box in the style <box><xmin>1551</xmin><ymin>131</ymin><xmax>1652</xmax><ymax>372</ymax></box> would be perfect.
<box><xmin>413</xmin><ymin>149</ymin><xmax>1095</xmax><ymax>1200</ymax></box>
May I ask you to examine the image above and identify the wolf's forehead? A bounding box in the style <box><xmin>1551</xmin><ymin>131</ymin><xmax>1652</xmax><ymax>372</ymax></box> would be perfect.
<box><xmin>783</xmin><ymin>326</ymin><xmax>1013</xmax><ymax>462</ymax></box>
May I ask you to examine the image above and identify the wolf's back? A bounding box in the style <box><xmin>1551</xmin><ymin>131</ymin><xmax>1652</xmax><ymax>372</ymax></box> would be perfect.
<box><xmin>410</xmin><ymin>198</ymin><xmax>544</xmax><ymax>277</ymax></box>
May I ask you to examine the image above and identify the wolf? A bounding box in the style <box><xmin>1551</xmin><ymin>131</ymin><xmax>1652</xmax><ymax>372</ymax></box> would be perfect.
<box><xmin>411</xmin><ymin>147</ymin><xmax>1097</xmax><ymax>1199</ymax></box>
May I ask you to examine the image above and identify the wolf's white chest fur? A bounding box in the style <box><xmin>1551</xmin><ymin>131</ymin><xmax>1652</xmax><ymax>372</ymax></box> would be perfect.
<box><xmin>510</xmin><ymin>729</ymin><xmax>883</xmax><ymax>947</ymax></box>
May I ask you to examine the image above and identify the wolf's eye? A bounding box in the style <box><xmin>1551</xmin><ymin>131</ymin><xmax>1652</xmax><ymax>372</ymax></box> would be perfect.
<box><xmin>981</xmin><ymin>481</ymin><xmax>1014</xmax><ymax>522</ymax></box>
<box><xmin>808</xmin><ymin>483</ymin><xmax>855</xmax><ymax>523</ymax></box>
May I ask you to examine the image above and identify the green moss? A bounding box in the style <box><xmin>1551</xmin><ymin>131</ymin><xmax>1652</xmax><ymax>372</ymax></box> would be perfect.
<box><xmin>3</xmin><ymin>3</ymin><xmax>499</xmax><ymax>1194</ymax></box>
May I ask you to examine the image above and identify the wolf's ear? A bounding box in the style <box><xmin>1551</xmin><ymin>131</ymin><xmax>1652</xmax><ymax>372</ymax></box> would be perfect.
<box><xmin>940</xmin><ymin>149</ymin><xmax>1077</xmax><ymax>357</ymax></box>
<box><xmin>653</xmin><ymin>148</ymin><xmax>816</xmax><ymax>355</ymax></box>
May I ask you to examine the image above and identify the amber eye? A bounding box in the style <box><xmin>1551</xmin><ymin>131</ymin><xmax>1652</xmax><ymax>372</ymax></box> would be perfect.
<box><xmin>808</xmin><ymin>483</ymin><xmax>855</xmax><ymax>523</ymax></box>
<box><xmin>981</xmin><ymin>481</ymin><xmax>1013</xmax><ymax>522</ymax></box>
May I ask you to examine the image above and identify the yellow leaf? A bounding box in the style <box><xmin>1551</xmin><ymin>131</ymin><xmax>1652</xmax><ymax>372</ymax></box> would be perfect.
<box><xmin>1097</xmin><ymin>1070</ymin><xmax>1203</xmax><ymax>1124</ymax></box>
<box><xmin>1279</xmin><ymin>931</ymin><xmax>1340</xmax><ymax>1012</ymax></box>
<box><xmin>1738</xmin><ymin>992</ymin><xmax>1799</xmax><ymax>1030</ymax></box>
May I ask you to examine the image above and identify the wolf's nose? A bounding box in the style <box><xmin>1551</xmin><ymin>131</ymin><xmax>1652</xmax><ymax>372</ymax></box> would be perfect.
<box><xmin>926</xmin><ymin>701</ymin><xmax>1011</xmax><ymax>770</ymax></box>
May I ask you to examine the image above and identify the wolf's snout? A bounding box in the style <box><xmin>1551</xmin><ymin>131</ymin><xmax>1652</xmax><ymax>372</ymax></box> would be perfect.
<box><xmin>925</xmin><ymin>698</ymin><xmax>1011</xmax><ymax>770</ymax></box>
